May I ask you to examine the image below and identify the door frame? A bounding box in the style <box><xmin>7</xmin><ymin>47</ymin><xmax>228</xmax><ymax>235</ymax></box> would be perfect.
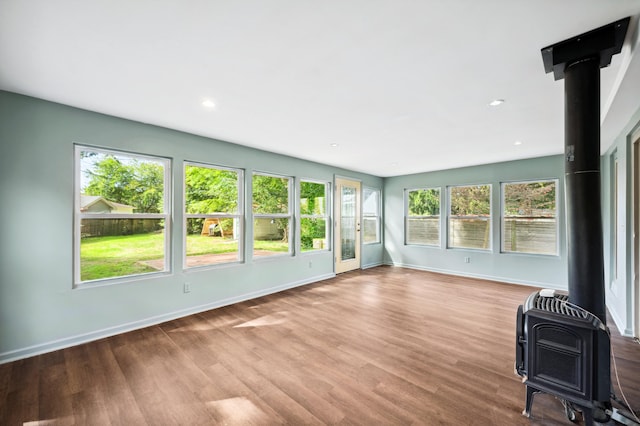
<box><xmin>633</xmin><ymin>128</ymin><xmax>640</xmax><ymax>338</ymax></box>
<box><xmin>334</xmin><ymin>176</ymin><xmax>362</xmax><ymax>274</ymax></box>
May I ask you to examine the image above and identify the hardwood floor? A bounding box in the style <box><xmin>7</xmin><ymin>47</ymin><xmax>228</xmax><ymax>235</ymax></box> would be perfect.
<box><xmin>1</xmin><ymin>266</ymin><xmax>639</xmax><ymax>425</ymax></box>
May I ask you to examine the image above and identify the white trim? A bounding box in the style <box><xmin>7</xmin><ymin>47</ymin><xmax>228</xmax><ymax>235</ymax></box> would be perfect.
<box><xmin>447</xmin><ymin>183</ymin><xmax>493</xmax><ymax>251</ymax></box>
<box><xmin>73</xmin><ymin>145</ymin><xmax>172</xmax><ymax>287</ymax></box>
<box><xmin>362</xmin><ymin>261</ymin><xmax>384</xmax><ymax>270</ymax></box>
<box><xmin>608</xmin><ymin>304</ymin><xmax>634</xmax><ymax>337</ymax></box>
<box><xmin>500</xmin><ymin>179</ymin><xmax>559</xmax><ymax>256</ymax></box>
<box><xmin>0</xmin><ymin>273</ymin><xmax>335</xmax><ymax>365</ymax></box>
<box><xmin>362</xmin><ymin>186</ymin><xmax>382</xmax><ymax>245</ymax></box>
<box><xmin>183</xmin><ymin>163</ymin><xmax>244</xmax><ymax>269</ymax></box>
<box><xmin>632</xmin><ymin>126</ymin><xmax>640</xmax><ymax>339</ymax></box>
<box><xmin>252</xmin><ymin>172</ymin><xmax>294</xmax><ymax>256</ymax></box>
<box><xmin>385</xmin><ymin>260</ymin><xmax>566</xmax><ymax>291</ymax></box>
<box><xmin>299</xmin><ymin>179</ymin><xmax>331</xmax><ymax>254</ymax></box>
<box><xmin>404</xmin><ymin>187</ymin><xmax>442</xmax><ymax>247</ymax></box>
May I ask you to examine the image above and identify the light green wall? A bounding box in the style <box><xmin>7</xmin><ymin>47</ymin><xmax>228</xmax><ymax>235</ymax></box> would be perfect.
<box><xmin>3</xmin><ymin>88</ymin><xmax>636</xmax><ymax>361</ymax></box>
<box><xmin>601</xmin><ymin>105</ymin><xmax>640</xmax><ymax>336</ymax></box>
<box><xmin>0</xmin><ymin>91</ymin><xmax>383</xmax><ymax>362</ymax></box>
<box><xmin>383</xmin><ymin>155</ymin><xmax>568</xmax><ymax>288</ymax></box>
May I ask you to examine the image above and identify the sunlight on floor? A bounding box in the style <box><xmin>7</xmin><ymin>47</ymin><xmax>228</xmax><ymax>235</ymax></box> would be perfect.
<box><xmin>168</xmin><ymin>318</ymin><xmax>239</xmax><ymax>333</ymax></box>
<box><xmin>233</xmin><ymin>312</ymin><xmax>289</xmax><ymax>328</ymax></box>
<box><xmin>207</xmin><ymin>396</ymin><xmax>266</xmax><ymax>424</ymax></box>
<box><xmin>24</xmin><ymin>416</ymin><xmax>73</xmax><ymax>425</ymax></box>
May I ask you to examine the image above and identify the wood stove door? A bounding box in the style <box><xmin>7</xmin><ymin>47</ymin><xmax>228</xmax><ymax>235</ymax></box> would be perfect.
<box><xmin>526</xmin><ymin>315</ymin><xmax>594</xmax><ymax>401</ymax></box>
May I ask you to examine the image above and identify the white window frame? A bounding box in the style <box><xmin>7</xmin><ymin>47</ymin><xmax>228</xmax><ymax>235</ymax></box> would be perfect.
<box><xmin>447</xmin><ymin>184</ymin><xmax>492</xmax><ymax>251</ymax></box>
<box><xmin>501</xmin><ymin>179</ymin><xmax>559</xmax><ymax>256</ymax></box>
<box><xmin>183</xmin><ymin>162</ymin><xmax>244</xmax><ymax>269</ymax></box>
<box><xmin>252</xmin><ymin>172</ymin><xmax>293</xmax><ymax>258</ymax></box>
<box><xmin>362</xmin><ymin>187</ymin><xmax>381</xmax><ymax>245</ymax></box>
<box><xmin>299</xmin><ymin>179</ymin><xmax>331</xmax><ymax>253</ymax></box>
<box><xmin>405</xmin><ymin>187</ymin><xmax>441</xmax><ymax>247</ymax></box>
<box><xmin>73</xmin><ymin>145</ymin><xmax>171</xmax><ymax>286</ymax></box>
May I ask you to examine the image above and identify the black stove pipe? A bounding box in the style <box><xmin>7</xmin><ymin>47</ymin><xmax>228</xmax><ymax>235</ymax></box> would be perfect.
<box><xmin>564</xmin><ymin>56</ymin><xmax>606</xmax><ymax>323</ymax></box>
<box><xmin>541</xmin><ymin>17</ymin><xmax>630</xmax><ymax>324</ymax></box>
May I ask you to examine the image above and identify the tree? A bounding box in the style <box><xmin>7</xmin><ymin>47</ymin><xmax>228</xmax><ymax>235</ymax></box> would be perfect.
<box><xmin>184</xmin><ymin>166</ymin><xmax>238</xmax><ymax>214</ymax></box>
<box><xmin>83</xmin><ymin>154</ymin><xmax>164</xmax><ymax>213</ymax></box>
<box><xmin>252</xmin><ymin>175</ymin><xmax>289</xmax><ymax>242</ymax></box>
<box><xmin>184</xmin><ymin>165</ymin><xmax>239</xmax><ymax>237</ymax></box>
<box><xmin>300</xmin><ymin>182</ymin><xmax>327</xmax><ymax>249</ymax></box>
<box><xmin>504</xmin><ymin>182</ymin><xmax>555</xmax><ymax>216</ymax></box>
<box><xmin>408</xmin><ymin>189</ymin><xmax>440</xmax><ymax>216</ymax></box>
<box><xmin>450</xmin><ymin>185</ymin><xmax>491</xmax><ymax>216</ymax></box>
<box><xmin>129</xmin><ymin>161</ymin><xmax>164</xmax><ymax>213</ymax></box>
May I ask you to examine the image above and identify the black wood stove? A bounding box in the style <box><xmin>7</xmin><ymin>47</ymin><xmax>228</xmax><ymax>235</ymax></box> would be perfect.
<box><xmin>515</xmin><ymin>18</ymin><xmax>633</xmax><ymax>425</ymax></box>
<box><xmin>516</xmin><ymin>290</ymin><xmax>611</xmax><ymax>423</ymax></box>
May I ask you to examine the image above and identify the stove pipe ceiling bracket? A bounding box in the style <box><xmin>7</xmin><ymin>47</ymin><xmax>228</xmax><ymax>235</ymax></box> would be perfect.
<box><xmin>540</xmin><ymin>17</ymin><xmax>630</xmax><ymax>324</ymax></box>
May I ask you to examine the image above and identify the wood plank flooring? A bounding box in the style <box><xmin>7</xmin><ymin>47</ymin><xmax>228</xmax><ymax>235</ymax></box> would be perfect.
<box><xmin>1</xmin><ymin>266</ymin><xmax>639</xmax><ymax>425</ymax></box>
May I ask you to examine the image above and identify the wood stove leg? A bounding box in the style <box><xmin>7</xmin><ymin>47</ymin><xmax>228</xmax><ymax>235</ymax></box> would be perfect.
<box><xmin>580</xmin><ymin>406</ymin><xmax>593</xmax><ymax>426</ymax></box>
<box><xmin>523</xmin><ymin>386</ymin><xmax>540</xmax><ymax>418</ymax></box>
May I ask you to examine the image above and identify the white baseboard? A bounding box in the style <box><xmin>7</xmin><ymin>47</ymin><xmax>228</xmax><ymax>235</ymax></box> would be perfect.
<box><xmin>607</xmin><ymin>303</ymin><xmax>633</xmax><ymax>337</ymax></box>
<box><xmin>0</xmin><ymin>273</ymin><xmax>335</xmax><ymax>364</ymax></box>
<box><xmin>385</xmin><ymin>261</ymin><xmax>566</xmax><ymax>290</ymax></box>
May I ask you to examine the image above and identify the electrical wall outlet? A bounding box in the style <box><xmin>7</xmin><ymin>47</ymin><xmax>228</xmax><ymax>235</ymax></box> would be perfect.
<box><xmin>183</xmin><ymin>282</ymin><xmax>191</xmax><ymax>293</ymax></box>
<box><xmin>464</xmin><ymin>257</ymin><xmax>470</xmax><ymax>263</ymax></box>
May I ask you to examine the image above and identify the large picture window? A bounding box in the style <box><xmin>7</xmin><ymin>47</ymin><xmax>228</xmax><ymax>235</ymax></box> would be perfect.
<box><xmin>448</xmin><ymin>184</ymin><xmax>491</xmax><ymax>250</ymax></box>
<box><xmin>184</xmin><ymin>163</ymin><xmax>243</xmax><ymax>268</ymax></box>
<box><xmin>502</xmin><ymin>180</ymin><xmax>557</xmax><ymax>255</ymax></box>
<box><xmin>74</xmin><ymin>146</ymin><xmax>170</xmax><ymax>284</ymax></box>
<box><xmin>300</xmin><ymin>180</ymin><xmax>329</xmax><ymax>252</ymax></box>
<box><xmin>363</xmin><ymin>187</ymin><xmax>381</xmax><ymax>244</ymax></box>
<box><xmin>406</xmin><ymin>188</ymin><xmax>440</xmax><ymax>246</ymax></box>
<box><xmin>252</xmin><ymin>173</ymin><xmax>292</xmax><ymax>257</ymax></box>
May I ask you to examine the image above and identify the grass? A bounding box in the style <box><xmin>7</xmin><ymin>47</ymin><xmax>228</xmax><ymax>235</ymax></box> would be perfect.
<box><xmin>253</xmin><ymin>239</ymin><xmax>289</xmax><ymax>252</ymax></box>
<box><xmin>81</xmin><ymin>233</ymin><xmax>289</xmax><ymax>281</ymax></box>
<box><xmin>186</xmin><ymin>234</ymin><xmax>239</xmax><ymax>255</ymax></box>
<box><xmin>80</xmin><ymin>233</ymin><xmax>165</xmax><ymax>281</ymax></box>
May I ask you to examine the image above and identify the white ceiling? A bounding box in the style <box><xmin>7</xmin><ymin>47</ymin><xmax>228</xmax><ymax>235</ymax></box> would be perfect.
<box><xmin>2</xmin><ymin>1</ymin><xmax>640</xmax><ymax>177</ymax></box>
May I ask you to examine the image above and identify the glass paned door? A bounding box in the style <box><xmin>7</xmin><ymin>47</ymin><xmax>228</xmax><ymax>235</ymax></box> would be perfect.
<box><xmin>340</xmin><ymin>186</ymin><xmax>357</xmax><ymax>260</ymax></box>
<box><xmin>335</xmin><ymin>177</ymin><xmax>361</xmax><ymax>273</ymax></box>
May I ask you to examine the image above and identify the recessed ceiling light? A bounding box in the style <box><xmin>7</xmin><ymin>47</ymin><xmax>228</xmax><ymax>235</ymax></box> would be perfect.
<box><xmin>489</xmin><ymin>99</ymin><xmax>505</xmax><ymax>107</ymax></box>
<box><xmin>202</xmin><ymin>99</ymin><xmax>216</xmax><ymax>108</ymax></box>
<box><xmin>330</xmin><ymin>143</ymin><xmax>339</xmax><ymax>147</ymax></box>
<box><xmin>514</xmin><ymin>140</ymin><xmax>523</xmax><ymax>146</ymax></box>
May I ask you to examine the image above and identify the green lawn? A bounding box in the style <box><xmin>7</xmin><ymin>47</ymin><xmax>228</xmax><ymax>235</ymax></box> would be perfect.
<box><xmin>80</xmin><ymin>233</ymin><xmax>165</xmax><ymax>281</ymax></box>
<box><xmin>81</xmin><ymin>233</ymin><xmax>289</xmax><ymax>281</ymax></box>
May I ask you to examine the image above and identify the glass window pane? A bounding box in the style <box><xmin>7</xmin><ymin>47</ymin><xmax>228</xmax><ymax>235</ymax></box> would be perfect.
<box><xmin>408</xmin><ymin>188</ymin><xmax>440</xmax><ymax>216</ymax></box>
<box><xmin>185</xmin><ymin>165</ymin><xmax>238</xmax><ymax>214</ymax></box>
<box><xmin>300</xmin><ymin>182</ymin><xmax>326</xmax><ymax>215</ymax></box>
<box><xmin>254</xmin><ymin>218</ymin><xmax>290</xmax><ymax>257</ymax></box>
<box><xmin>363</xmin><ymin>217</ymin><xmax>379</xmax><ymax>244</ymax></box>
<box><xmin>406</xmin><ymin>217</ymin><xmax>439</xmax><ymax>245</ymax></box>
<box><xmin>448</xmin><ymin>185</ymin><xmax>491</xmax><ymax>249</ymax></box>
<box><xmin>185</xmin><ymin>218</ymin><xmax>240</xmax><ymax>267</ymax></box>
<box><xmin>80</xmin><ymin>150</ymin><xmax>165</xmax><ymax>214</ymax></box>
<box><xmin>363</xmin><ymin>187</ymin><xmax>381</xmax><ymax>244</ymax></box>
<box><xmin>406</xmin><ymin>188</ymin><xmax>440</xmax><ymax>245</ymax></box>
<box><xmin>502</xmin><ymin>181</ymin><xmax>557</xmax><ymax>255</ymax></box>
<box><xmin>363</xmin><ymin>188</ymin><xmax>379</xmax><ymax>215</ymax></box>
<box><xmin>450</xmin><ymin>185</ymin><xmax>490</xmax><ymax>216</ymax></box>
<box><xmin>448</xmin><ymin>218</ymin><xmax>491</xmax><ymax>249</ymax></box>
<box><xmin>341</xmin><ymin>186</ymin><xmax>356</xmax><ymax>260</ymax></box>
<box><xmin>79</xmin><ymin>218</ymin><xmax>166</xmax><ymax>281</ymax></box>
<box><xmin>301</xmin><ymin>218</ymin><xmax>327</xmax><ymax>251</ymax></box>
<box><xmin>253</xmin><ymin>174</ymin><xmax>289</xmax><ymax>214</ymax></box>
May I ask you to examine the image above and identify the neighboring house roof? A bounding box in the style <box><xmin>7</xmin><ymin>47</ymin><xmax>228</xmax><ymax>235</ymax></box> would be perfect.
<box><xmin>80</xmin><ymin>194</ymin><xmax>134</xmax><ymax>213</ymax></box>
